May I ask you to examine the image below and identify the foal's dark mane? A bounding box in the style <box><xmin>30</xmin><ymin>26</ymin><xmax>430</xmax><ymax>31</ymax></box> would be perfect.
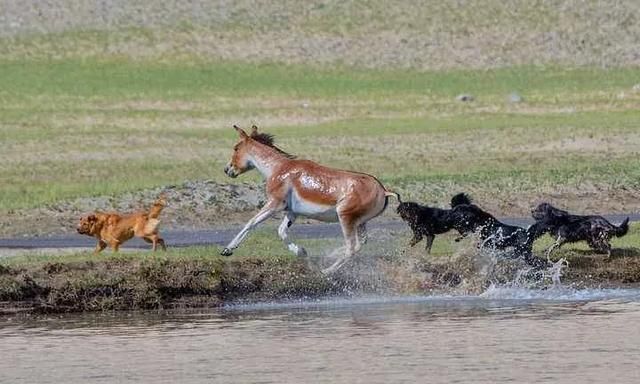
<box><xmin>250</xmin><ymin>131</ymin><xmax>296</xmax><ymax>159</ymax></box>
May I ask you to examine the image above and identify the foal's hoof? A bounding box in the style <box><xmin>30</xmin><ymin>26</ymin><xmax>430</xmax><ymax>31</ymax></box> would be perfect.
<box><xmin>297</xmin><ymin>247</ymin><xmax>308</xmax><ymax>258</ymax></box>
<box><xmin>220</xmin><ymin>248</ymin><xmax>233</xmax><ymax>256</ymax></box>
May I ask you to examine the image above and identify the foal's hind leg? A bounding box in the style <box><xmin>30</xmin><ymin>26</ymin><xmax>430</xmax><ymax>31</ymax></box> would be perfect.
<box><xmin>323</xmin><ymin>216</ymin><xmax>357</xmax><ymax>274</ymax></box>
<box><xmin>278</xmin><ymin>212</ymin><xmax>307</xmax><ymax>257</ymax></box>
<box><xmin>356</xmin><ymin>223</ymin><xmax>368</xmax><ymax>251</ymax></box>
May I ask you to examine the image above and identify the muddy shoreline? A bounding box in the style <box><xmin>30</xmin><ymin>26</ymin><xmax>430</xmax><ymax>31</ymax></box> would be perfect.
<box><xmin>2</xmin><ymin>248</ymin><xmax>640</xmax><ymax>316</ymax></box>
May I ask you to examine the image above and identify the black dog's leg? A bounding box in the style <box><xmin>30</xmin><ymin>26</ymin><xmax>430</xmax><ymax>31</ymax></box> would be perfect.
<box><xmin>587</xmin><ymin>235</ymin><xmax>611</xmax><ymax>258</ymax></box>
<box><xmin>454</xmin><ymin>233</ymin><xmax>468</xmax><ymax>242</ymax></box>
<box><xmin>519</xmin><ymin>243</ymin><xmax>547</xmax><ymax>269</ymax></box>
<box><xmin>604</xmin><ymin>242</ymin><xmax>612</xmax><ymax>259</ymax></box>
<box><xmin>409</xmin><ymin>233</ymin><xmax>423</xmax><ymax>247</ymax></box>
<box><xmin>425</xmin><ymin>234</ymin><xmax>435</xmax><ymax>254</ymax></box>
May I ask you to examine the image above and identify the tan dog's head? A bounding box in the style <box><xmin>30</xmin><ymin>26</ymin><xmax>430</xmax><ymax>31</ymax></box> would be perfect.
<box><xmin>77</xmin><ymin>214</ymin><xmax>100</xmax><ymax>235</ymax></box>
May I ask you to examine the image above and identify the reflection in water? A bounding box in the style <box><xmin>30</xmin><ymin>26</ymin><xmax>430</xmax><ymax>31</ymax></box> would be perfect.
<box><xmin>2</xmin><ymin>291</ymin><xmax>640</xmax><ymax>384</ymax></box>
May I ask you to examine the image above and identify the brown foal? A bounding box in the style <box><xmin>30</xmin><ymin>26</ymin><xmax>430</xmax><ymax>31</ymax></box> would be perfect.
<box><xmin>221</xmin><ymin>125</ymin><xmax>400</xmax><ymax>273</ymax></box>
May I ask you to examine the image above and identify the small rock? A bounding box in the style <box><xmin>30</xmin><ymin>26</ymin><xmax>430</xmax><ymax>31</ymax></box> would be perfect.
<box><xmin>507</xmin><ymin>92</ymin><xmax>523</xmax><ymax>103</ymax></box>
<box><xmin>632</xmin><ymin>84</ymin><xmax>640</xmax><ymax>92</ymax></box>
<box><xmin>456</xmin><ymin>94</ymin><xmax>474</xmax><ymax>102</ymax></box>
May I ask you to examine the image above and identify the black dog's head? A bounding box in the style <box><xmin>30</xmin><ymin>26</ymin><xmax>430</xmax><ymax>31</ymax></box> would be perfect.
<box><xmin>451</xmin><ymin>204</ymin><xmax>494</xmax><ymax>232</ymax></box>
<box><xmin>397</xmin><ymin>201</ymin><xmax>422</xmax><ymax>223</ymax></box>
<box><xmin>531</xmin><ymin>203</ymin><xmax>569</xmax><ymax>222</ymax></box>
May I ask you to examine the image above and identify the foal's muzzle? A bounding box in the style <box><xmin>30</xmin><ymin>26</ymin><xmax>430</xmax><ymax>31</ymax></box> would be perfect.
<box><xmin>224</xmin><ymin>164</ymin><xmax>238</xmax><ymax>178</ymax></box>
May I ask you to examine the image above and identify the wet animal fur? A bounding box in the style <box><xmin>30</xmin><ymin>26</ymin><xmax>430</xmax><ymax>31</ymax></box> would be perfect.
<box><xmin>530</xmin><ymin>202</ymin><xmax>629</xmax><ymax>259</ymax></box>
<box><xmin>396</xmin><ymin>193</ymin><xmax>471</xmax><ymax>254</ymax></box>
<box><xmin>449</xmin><ymin>195</ymin><xmax>544</xmax><ymax>267</ymax></box>
<box><xmin>76</xmin><ymin>196</ymin><xmax>168</xmax><ymax>253</ymax></box>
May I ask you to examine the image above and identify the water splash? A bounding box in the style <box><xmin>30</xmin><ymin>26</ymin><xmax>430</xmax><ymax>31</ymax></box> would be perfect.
<box><xmin>549</xmin><ymin>258</ymin><xmax>569</xmax><ymax>287</ymax></box>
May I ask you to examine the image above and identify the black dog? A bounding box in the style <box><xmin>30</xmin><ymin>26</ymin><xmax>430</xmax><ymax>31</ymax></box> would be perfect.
<box><xmin>449</xmin><ymin>196</ymin><xmax>545</xmax><ymax>267</ymax></box>
<box><xmin>531</xmin><ymin>203</ymin><xmax>629</xmax><ymax>260</ymax></box>
<box><xmin>396</xmin><ymin>193</ymin><xmax>471</xmax><ymax>254</ymax></box>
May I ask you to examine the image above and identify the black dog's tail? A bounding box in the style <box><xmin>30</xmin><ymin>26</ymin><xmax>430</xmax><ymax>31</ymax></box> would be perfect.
<box><xmin>450</xmin><ymin>193</ymin><xmax>472</xmax><ymax>207</ymax></box>
<box><xmin>615</xmin><ymin>217</ymin><xmax>630</xmax><ymax>237</ymax></box>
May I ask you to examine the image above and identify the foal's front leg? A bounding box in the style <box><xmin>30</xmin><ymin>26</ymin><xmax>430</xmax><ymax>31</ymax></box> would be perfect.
<box><xmin>221</xmin><ymin>201</ymin><xmax>281</xmax><ymax>256</ymax></box>
<box><xmin>278</xmin><ymin>212</ymin><xmax>307</xmax><ymax>257</ymax></box>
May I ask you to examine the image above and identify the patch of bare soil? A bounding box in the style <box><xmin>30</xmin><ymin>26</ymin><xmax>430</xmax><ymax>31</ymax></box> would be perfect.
<box><xmin>0</xmin><ymin>180</ymin><xmax>265</xmax><ymax>238</ymax></box>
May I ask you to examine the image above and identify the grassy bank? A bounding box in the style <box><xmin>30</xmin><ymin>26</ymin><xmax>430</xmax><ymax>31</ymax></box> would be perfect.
<box><xmin>2</xmin><ymin>1</ymin><xmax>640</xmax><ymax>237</ymax></box>
<box><xmin>2</xmin><ymin>224</ymin><xmax>639</xmax><ymax>315</ymax></box>
<box><xmin>2</xmin><ymin>59</ymin><xmax>640</xmax><ymax>237</ymax></box>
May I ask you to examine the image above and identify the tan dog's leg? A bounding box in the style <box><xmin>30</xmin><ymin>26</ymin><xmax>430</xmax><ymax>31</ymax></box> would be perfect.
<box><xmin>109</xmin><ymin>240</ymin><xmax>121</xmax><ymax>252</ymax></box>
<box><xmin>157</xmin><ymin>237</ymin><xmax>167</xmax><ymax>251</ymax></box>
<box><xmin>144</xmin><ymin>235</ymin><xmax>167</xmax><ymax>251</ymax></box>
<box><xmin>94</xmin><ymin>240</ymin><xmax>107</xmax><ymax>254</ymax></box>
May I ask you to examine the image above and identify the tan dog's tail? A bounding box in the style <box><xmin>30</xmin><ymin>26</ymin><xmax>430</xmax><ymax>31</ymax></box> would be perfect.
<box><xmin>148</xmin><ymin>194</ymin><xmax>167</xmax><ymax>219</ymax></box>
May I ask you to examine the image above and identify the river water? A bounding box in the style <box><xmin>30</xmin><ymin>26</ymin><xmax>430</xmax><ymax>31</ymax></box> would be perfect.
<box><xmin>2</xmin><ymin>288</ymin><xmax>640</xmax><ymax>383</ymax></box>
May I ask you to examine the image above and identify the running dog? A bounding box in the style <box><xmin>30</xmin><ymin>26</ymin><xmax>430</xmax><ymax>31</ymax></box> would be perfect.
<box><xmin>449</xmin><ymin>196</ymin><xmax>545</xmax><ymax>267</ymax></box>
<box><xmin>77</xmin><ymin>196</ymin><xmax>167</xmax><ymax>253</ymax></box>
<box><xmin>397</xmin><ymin>193</ymin><xmax>471</xmax><ymax>254</ymax></box>
<box><xmin>531</xmin><ymin>202</ymin><xmax>629</xmax><ymax>260</ymax></box>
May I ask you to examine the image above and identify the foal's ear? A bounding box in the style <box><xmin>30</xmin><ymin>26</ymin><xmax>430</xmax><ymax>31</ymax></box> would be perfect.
<box><xmin>250</xmin><ymin>125</ymin><xmax>259</xmax><ymax>136</ymax></box>
<box><xmin>233</xmin><ymin>125</ymin><xmax>249</xmax><ymax>139</ymax></box>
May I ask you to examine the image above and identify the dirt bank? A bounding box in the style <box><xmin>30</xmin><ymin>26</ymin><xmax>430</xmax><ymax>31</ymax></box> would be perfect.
<box><xmin>0</xmin><ymin>256</ymin><xmax>335</xmax><ymax>315</ymax></box>
<box><xmin>2</xmin><ymin>247</ymin><xmax>640</xmax><ymax>316</ymax></box>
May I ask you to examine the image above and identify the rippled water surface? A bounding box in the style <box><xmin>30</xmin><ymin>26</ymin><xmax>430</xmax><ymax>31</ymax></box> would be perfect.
<box><xmin>2</xmin><ymin>288</ymin><xmax>640</xmax><ymax>383</ymax></box>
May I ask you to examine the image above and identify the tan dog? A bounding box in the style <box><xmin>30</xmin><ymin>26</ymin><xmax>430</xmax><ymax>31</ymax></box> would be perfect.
<box><xmin>77</xmin><ymin>196</ymin><xmax>167</xmax><ymax>253</ymax></box>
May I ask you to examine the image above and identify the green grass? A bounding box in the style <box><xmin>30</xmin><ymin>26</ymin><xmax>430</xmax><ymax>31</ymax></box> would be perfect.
<box><xmin>1</xmin><ymin>60</ymin><xmax>638</xmax><ymax>101</ymax></box>
<box><xmin>2</xmin><ymin>58</ymin><xmax>640</xmax><ymax>214</ymax></box>
<box><xmin>0</xmin><ymin>228</ymin><xmax>341</xmax><ymax>267</ymax></box>
<box><xmin>5</xmin><ymin>223</ymin><xmax>640</xmax><ymax>269</ymax></box>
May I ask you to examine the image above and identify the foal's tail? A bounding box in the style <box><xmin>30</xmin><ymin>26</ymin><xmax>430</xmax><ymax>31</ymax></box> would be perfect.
<box><xmin>384</xmin><ymin>190</ymin><xmax>402</xmax><ymax>203</ymax></box>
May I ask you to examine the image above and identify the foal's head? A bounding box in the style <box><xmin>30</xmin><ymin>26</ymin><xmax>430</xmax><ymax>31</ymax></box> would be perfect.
<box><xmin>224</xmin><ymin>125</ymin><xmax>254</xmax><ymax>178</ymax></box>
<box><xmin>224</xmin><ymin>124</ymin><xmax>292</xmax><ymax>178</ymax></box>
